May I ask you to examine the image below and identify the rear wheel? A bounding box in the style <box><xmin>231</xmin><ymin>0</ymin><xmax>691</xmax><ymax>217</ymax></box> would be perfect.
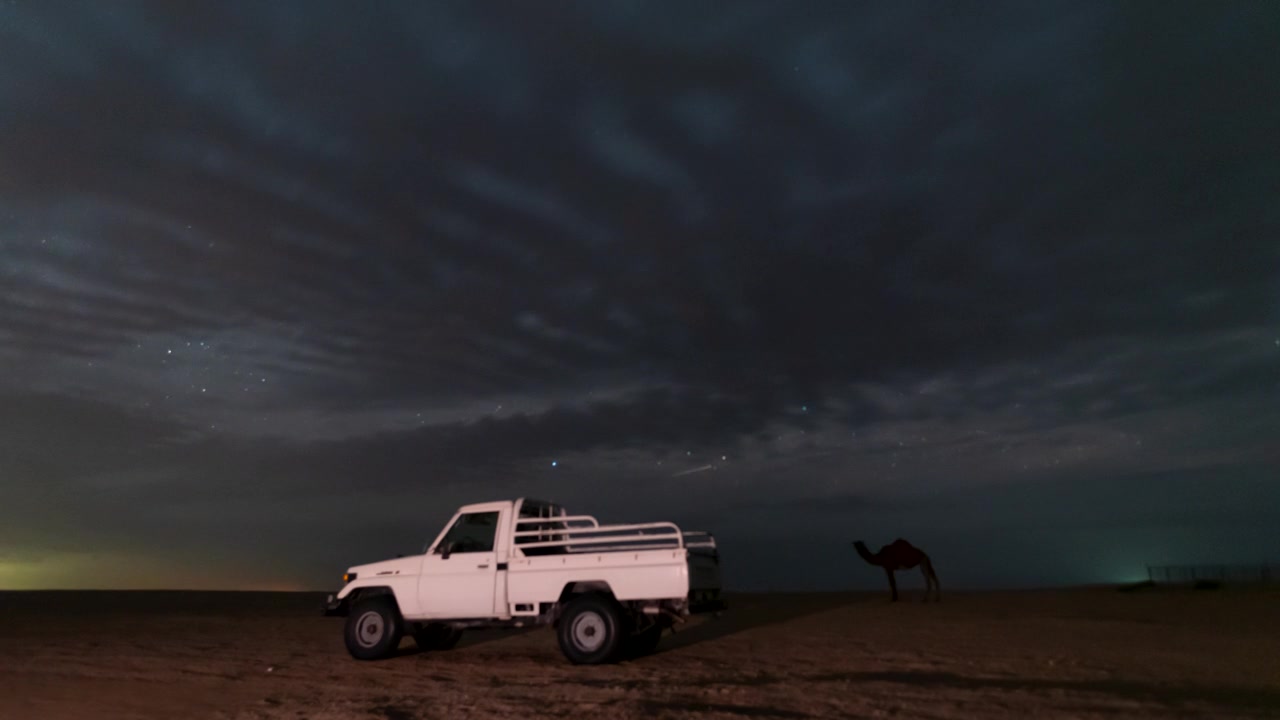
<box><xmin>413</xmin><ymin>622</ymin><xmax>463</xmax><ymax>651</ymax></box>
<box><xmin>557</xmin><ymin>594</ymin><xmax>624</xmax><ymax>665</ymax></box>
<box><xmin>343</xmin><ymin>596</ymin><xmax>403</xmax><ymax>660</ymax></box>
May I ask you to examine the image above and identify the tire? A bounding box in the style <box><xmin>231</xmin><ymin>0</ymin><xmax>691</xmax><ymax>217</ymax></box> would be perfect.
<box><xmin>556</xmin><ymin>594</ymin><xmax>624</xmax><ymax>665</ymax></box>
<box><xmin>343</xmin><ymin>596</ymin><xmax>403</xmax><ymax>660</ymax></box>
<box><xmin>412</xmin><ymin>623</ymin><xmax>463</xmax><ymax>651</ymax></box>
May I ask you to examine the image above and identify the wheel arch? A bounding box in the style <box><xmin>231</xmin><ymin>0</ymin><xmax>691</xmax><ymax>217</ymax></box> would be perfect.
<box><xmin>347</xmin><ymin>586</ymin><xmax>403</xmax><ymax>617</ymax></box>
<box><xmin>558</xmin><ymin>580</ymin><xmax>615</xmax><ymax>604</ymax></box>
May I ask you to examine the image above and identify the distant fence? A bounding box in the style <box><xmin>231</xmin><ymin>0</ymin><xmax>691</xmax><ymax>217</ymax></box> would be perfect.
<box><xmin>1146</xmin><ymin>564</ymin><xmax>1278</xmax><ymax>586</ymax></box>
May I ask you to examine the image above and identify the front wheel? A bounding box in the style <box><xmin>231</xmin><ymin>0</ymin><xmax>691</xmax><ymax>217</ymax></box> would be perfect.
<box><xmin>343</xmin><ymin>596</ymin><xmax>403</xmax><ymax>660</ymax></box>
<box><xmin>557</xmin><ymin>594</ymin><xmax>624</xmax><ymax>665</ymax></box>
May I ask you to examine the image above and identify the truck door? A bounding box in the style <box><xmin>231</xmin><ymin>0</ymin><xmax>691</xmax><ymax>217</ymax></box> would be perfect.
<box><xmin>419</xmin><ymin>510</ymin><xmax>501</xmax><ymax>619</ymax></box>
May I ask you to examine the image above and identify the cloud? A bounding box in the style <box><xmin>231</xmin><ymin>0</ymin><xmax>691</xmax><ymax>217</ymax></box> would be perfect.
<box><xmin>1</xmin><ymin>1</ymin><xmax>1277</xmax><ymax>588</ymax></box>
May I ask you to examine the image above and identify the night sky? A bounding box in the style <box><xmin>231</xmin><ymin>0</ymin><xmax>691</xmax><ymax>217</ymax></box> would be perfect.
<box><xmin>2</xmin><ymin>2</ymin><xmax>1277</xmax><ymax>592</ymax></box>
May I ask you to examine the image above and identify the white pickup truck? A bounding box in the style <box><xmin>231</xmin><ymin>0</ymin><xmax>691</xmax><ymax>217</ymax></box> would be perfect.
<box><xmin>323</xmin><ymin>498</ymin><xmax>724</xmax><ymax>664</ymax></box>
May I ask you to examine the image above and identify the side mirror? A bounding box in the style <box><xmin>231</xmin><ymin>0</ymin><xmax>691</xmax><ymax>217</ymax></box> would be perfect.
<box><xmin>439</xmin><ymin>541</ymin><xmax>452</xmax><ymax>560</ymax></box>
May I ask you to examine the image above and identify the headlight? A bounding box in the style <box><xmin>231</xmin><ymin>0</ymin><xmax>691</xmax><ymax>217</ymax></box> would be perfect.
<box><xmin>342</xmin><ymin>572</ymin><xmax>357</xmax><ymax>583</ymax></box>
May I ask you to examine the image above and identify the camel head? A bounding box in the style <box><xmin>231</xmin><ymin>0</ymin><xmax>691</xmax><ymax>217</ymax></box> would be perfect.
<box><xmin>851</xmin><ymin>540</ymin><xmax>880</xmax><ymax>566</ymax></box>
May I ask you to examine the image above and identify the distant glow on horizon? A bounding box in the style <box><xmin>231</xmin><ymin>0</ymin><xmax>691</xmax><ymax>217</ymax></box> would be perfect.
<box><xmin>0</xmin><ymin>552</ymin><xmax>310</xmax><ymax>592</ymax></box>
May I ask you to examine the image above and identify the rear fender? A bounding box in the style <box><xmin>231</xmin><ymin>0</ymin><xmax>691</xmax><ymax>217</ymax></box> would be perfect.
<box><xmin>558</xmin><ymin>580</ymin><xmax>615</xmax><ymax>603</ymax></box>
<box><xmin>552</xmin><ymin>581</ymin><xmax>616</xmax><ymax>625</ymax></box>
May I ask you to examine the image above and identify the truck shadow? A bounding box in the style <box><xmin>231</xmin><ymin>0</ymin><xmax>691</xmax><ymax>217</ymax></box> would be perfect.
<box><xmin>456</xmin><ymin>626</ymin><xmax>538</xmax><ymax>649</ymax></box>
<box><xmin>393</xmin><ymin>627</ymin><xmax>539</xmax><ymax>656</ymax></box>
<box><xmin>655</xmin><ymin>592</ymin><xmax>871</xmax><ymax>655</ymax></box>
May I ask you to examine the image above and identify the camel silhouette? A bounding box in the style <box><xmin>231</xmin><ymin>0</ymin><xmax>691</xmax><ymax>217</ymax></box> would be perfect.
<box><xmin>852</xmin><ymin>538</ymin><xmax>941</xmax><ymax>602</ymax></box>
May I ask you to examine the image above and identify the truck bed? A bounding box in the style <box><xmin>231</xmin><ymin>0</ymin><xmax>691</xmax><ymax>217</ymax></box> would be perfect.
<box><xmin>507</xmin><ymin>515</ymin><xmax>721</xmax><ymax>605</ymax></box>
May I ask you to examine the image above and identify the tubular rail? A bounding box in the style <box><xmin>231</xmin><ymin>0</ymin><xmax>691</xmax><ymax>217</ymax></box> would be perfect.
<box><xmin>513</xmin><ymin>519</ymin><xmax>687</xmax><ymax>552</ymax></box>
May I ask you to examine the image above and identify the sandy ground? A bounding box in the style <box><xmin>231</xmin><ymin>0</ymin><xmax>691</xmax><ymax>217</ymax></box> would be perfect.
<box><xmin>2</xmin><ymin>587</ymin><xmax>1278</xmax><ymax>719</ymax></box>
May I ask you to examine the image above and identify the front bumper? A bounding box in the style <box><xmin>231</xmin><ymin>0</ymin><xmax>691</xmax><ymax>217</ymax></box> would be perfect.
<box><xmin>322</xmin><ymin>592</ymin><xmax>348</xmax><ymax>617</ymax></box>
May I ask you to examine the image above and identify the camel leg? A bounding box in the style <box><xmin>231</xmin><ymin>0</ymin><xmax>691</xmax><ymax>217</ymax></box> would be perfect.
<box><xmin>885</xmin><ymin>568</ymin><xmax>898</xmax><ymax>602</ymax></box>
<box><xmin>922</xmin><ymin>558</ymin><xmax>941</xmax><ymax>602</ymax></box>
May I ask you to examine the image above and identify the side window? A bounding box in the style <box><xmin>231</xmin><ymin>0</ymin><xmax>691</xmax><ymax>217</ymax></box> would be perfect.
<box><xmin>436</xmin><ymin>511</ymin><xmax>499</xmax><ymax>554</ymax></box>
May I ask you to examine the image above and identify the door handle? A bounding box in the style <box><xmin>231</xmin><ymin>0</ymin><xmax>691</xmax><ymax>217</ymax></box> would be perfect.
<box><xmin>477</xmin><ymin>564</ymin><xmax>490</xmax><ymax>569</ymax></box>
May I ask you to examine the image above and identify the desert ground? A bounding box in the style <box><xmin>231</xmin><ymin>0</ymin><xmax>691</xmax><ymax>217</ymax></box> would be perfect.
<box><xmin>2</xmin><ymin>587</ymin><xmax>1278</xmax><ymax>719</ymax></box>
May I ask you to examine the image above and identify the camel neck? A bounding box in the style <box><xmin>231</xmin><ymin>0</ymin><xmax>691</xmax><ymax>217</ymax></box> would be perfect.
<box><xmin>853</xmin><ymin>542</ymin><xmax>881</xmax><ymax>566</ymax></box>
